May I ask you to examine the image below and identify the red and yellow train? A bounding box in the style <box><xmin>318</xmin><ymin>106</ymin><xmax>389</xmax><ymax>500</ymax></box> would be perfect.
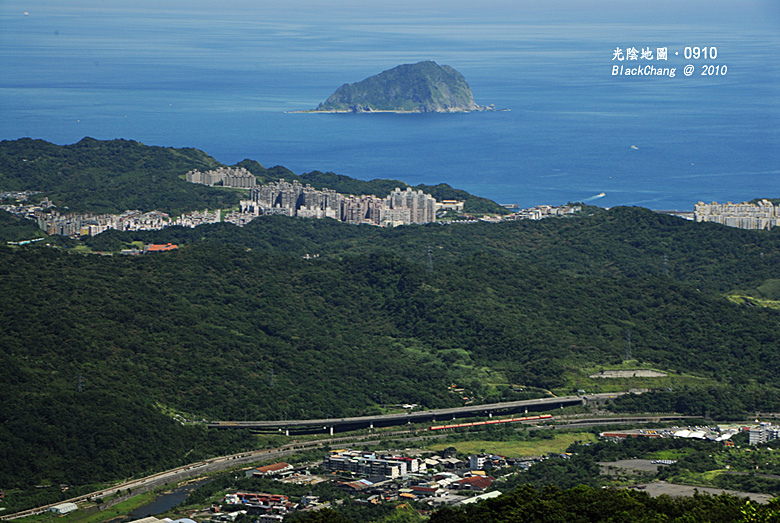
<box><xmin>430</xmin><ymin>414</ymin><xmax>552</xmax><ymax>431</ymax></box>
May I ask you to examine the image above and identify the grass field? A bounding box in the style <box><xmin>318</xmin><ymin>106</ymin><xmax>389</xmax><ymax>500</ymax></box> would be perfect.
<box><xmin>423</xmin><ymin>431</ymin><xmax>597</xmax><ymax>458</ymax></box>
<box><xmin>727</xmin><ymin>294</ymin><xmax>780</xmax><ymax>310</ymax></box>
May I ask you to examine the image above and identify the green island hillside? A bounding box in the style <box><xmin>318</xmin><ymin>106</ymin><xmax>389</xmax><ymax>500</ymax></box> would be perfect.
<box><xmin>2</xmin><ymin>138</ymin><xmax>780</xmax><ymax>519</ymax></box>
<box><xmin>311</xmin><ymin>61</ymin><xmax>486</xmax><ymax>113</ymax></box>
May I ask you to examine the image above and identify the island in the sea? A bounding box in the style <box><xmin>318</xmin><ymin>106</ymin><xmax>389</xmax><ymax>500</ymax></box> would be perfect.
<box><xmin>302</xmin><ymin>61</ymin><xmax>493</xmax><ymax>113</ymax></box>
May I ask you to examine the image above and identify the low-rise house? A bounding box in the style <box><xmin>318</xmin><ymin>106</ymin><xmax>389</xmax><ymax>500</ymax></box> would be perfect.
<box><xmin>251</xmin><ymin>462</ymin><xmax>293</xmax><ymax>477</ymax></box>
<box><xmin>224</xmin><ymin>492</ymin><xmax>295</xmax><ymax>518</ymax></box>
<box><xmin>210</xmin><ymin>510</ymin><xmax>247</xmax><ymax>522</ymax></box>
<box><xmin>49</xmin><ymin>502</ymin><xmax>78</xmax><ymax>515</ymax></box>
<box><xmin>410</xmin><ymin>486</ymin><xmax>442</xmax><ymax>498</ymax></box>
<box><xmin>427</xmin><ymin>493</ymin><xmax>469</xmax><ymax>507</ymax></box>
<box><xmin>469</xmin><ymin>453</ymin><xmax>507</xmax><ymax>470</ymax></box>
<box><xmin>439</xmin><ymin>457</ymin><xmax>465</xmax><ymax>469</ymax></box>
<box><xmin>144</xmin><ymin>243</ymin><xmax>178</xmax><ymax>253</ymax></box>
<box><xmin>455</xmin><ymin>475</ymin><xmax>494</xmax><ymax>492</ymax></box>
<box><xmin>455</xmin><ymin>491</ymin><xmax>503</xmax><ymax>505</ymax></box>
<box><xmin>338</xmin><ymin>479</ymin><xmax>373</xmax><ymax>493</ymax></box>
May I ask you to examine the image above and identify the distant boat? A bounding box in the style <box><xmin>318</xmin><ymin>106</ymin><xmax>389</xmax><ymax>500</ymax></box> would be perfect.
<box><xmin>631</xmin><ymin>145</ymin><xmax>639</xmax><ymax>150</ymax></box>
<box><xmin>582</xmin><ymin>192</ymin><xmax>606</xmax><ymax>202</ymax></box>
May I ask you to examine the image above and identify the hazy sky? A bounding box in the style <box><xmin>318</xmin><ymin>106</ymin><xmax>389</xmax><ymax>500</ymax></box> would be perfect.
<box><xmin>5</xmin><ymin>0</ymin><xmax>779</xmax><ymax>21</ymax></box>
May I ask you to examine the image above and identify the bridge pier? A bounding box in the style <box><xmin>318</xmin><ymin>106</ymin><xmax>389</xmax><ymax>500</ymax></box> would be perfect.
<box><xmin>369</xmin><ymin>422</ymin><xmax>374</xmax><ymax>430</ymax></box>
<box><xmin>329</xmin><ymin>426</ymin><xmax>334</xmax><ymax>436</ymax></box>
<box><xmin>285</xmin><ymin>429</ymin><xmax>289</xmax><ymax>437</ymax></box>
<box><xmin>488</xmin><ymin>411</ymin><xmax>493</xmax><ymax>418</ymax></box>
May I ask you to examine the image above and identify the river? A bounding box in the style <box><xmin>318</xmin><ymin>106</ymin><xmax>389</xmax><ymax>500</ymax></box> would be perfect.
<box><xmin>127</xmin><ymin>479</ymin><xmax>211</xmax><ymax>519</ymax></box>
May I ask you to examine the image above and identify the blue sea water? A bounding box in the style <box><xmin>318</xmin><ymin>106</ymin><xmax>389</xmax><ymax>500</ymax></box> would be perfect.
<box><xmin>1</xmin><ymin>0</ymin><xmax>778</xmax><ymax>210</ymax></box>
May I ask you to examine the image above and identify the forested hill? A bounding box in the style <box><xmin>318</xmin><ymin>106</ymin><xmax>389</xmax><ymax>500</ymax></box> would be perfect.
<box><xmin>428</xmin><ymin>483</ymin><xmax>771</xmax><ymax>522</ymax></box>
<box><xmin>3</xmin><ymin>209</ymin><xmax>780</xmax><ymax>498</ymax></box>
<box><xmin>3</xmin><ymin>137</ymin><xmax>780</xmax><ymax>513</ymax></box>
<box><xmin>84</xmin><ymin>206</ymin><xmax>780</xmax><ymax>294</ymax></box>
<box><xmin>0</xmin><ymin>138</ymin><xmax>506</xmax><ymax>214</ymax></box>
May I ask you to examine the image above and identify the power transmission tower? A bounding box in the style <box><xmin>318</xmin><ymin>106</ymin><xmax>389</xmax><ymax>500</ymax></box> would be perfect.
<box><xmin>270</xmin><ymin>367</ymin><xmax>275</xmax><ymax>388</ymax></box>
<box><xmin>426</xmin><ymin>245</ymin><xmax>433</xmax><ymax>275</ymax></box>
<box><xmin>663</xmin><ymin>253</ymin><xmax>669</xmax><ymax>276</ymax></box>
<box><xmin>78</xmin><ymin>373</ymin><xmax>83</xmax><ymax>393</ymax></box>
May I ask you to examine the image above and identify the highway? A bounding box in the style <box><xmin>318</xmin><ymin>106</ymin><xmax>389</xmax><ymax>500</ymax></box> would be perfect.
<box><xmin>206</xmin><ymin>393</ymin><xmax>624</xmax><ymax>434</ymax></box>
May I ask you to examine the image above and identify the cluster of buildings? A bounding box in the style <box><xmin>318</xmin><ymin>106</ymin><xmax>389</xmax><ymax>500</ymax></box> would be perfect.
<box><xmin>313</xmin><ymin>449</ymin><xmax>545</xmax><ymax>507</ymax></box>
<box><xmin>601</xmin><ymin>422</ymin><xmax>780</xmax><ymax>447</ymax></box>
<box><xmin>241</xmin><ymin>180</ymin><xmax>437</xmax><ymax>226</ymax></box>
<box><xmin>186</xmin><ymin>167</ymin><xmax>257</xmax><ymax>188</ymax></box>
<box><xmin>33</xmin><ymin>209</ymin><xmax>221</xmax><ymax>237</ymax></box>
<box><xmin>224</xmin><ymin>449</ymin><xmax>535</xmax><ymax>513</ymax></box>
<box><xmin>1</xmin><ymin>169</ymin><xmax>595</xmax><ymax>241</ymax></box>
<box><xmin>119</xmin><ymin>243</ymin><xmax>179</xmax><ymax>255</ymax></box>
<box><xmin>323</xmin><ymin>449</ymin><xmax>428</xmax><ymax>479</ymax></box>
<box><xmin>0</xmin><ymin>190</ymin><xmax>41</xmax><ymax>202</ymax></box>
<box><xmin>694</xmin><ymin>199</ymin><xmax>780</xmax><ymax>230</ymax></box>
<box><xmin>600</xmin><ymin>425</ymin><xmax>738</xmax><ymax>443</ymax></box>
<box><xmin>222</xmin><ymin>492</ymin><xmax>294</xmax><ymax>522</ymax></box>
<box><xmin>506</xmin><ymin>204</ymin><xmax>582</xmax><ymax>221</ymax></box>
<box><xmin>749</xmin><ymin>423</ymin><xmax>780</xmax><ymax>445</ymax></box>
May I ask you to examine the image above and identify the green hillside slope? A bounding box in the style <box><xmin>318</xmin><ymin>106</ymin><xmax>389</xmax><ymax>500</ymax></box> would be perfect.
<box><xmin>2</xmin><ymin>138</ymin><xmax>780</xmax><ymax>514</ymax></box>
<box><xmin>2</xmin><ymin>239</ymin><xmax>780</xmax><ymax>493</ymax></box>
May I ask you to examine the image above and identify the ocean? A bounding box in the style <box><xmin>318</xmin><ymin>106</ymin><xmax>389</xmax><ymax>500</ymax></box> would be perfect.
<box><xmin>1</xmin><ymin>0</ymin><xmax>778</xmax><ymax>210</ymax></box>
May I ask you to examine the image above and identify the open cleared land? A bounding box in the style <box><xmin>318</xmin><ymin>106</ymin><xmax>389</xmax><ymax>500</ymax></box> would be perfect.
<box><xmin>590</xmin><ymin>370</ymin><xmax>668</xmax><ymax>378</ymax></box>
<box><xmin>629</xmin><ymin>481</ymin><xmax>773</xmax><ymax>503</ymax></box>
<box><xmin>423</xmin><ymin>432</ymin><xmax>598</xmax><ymax>457</ymax></box>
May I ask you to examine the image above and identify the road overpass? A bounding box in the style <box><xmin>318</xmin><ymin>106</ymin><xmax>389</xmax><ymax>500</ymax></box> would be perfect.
<box><xmin>207</xmin><ymin>393</ymin><xmax>623</xmax><ymax>435</ymax></box>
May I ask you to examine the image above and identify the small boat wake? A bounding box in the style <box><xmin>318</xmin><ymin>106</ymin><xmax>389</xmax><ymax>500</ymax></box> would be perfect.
<box><xmin>582</xmin><ymin>192</ymin><xmax>606</xmax><ymax>202</ymax></box>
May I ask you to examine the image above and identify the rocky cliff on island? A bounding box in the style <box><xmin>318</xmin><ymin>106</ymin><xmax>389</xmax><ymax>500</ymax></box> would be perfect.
<box><xmin>311</xmin><ymin>61</ymin><xmax>490</xmax><ymax>113</ymax></box>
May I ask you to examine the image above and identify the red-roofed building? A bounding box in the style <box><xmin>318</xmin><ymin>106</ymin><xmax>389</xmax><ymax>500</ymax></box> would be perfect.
<box><xmin>456</xmin><ymin>475</ymin><xmax>494</xmax><ymax>491</ymax></box>
<box><xmin>145</xmin><ymin>243</ymin><xmax>178</xmax><ymax>253</ymax></box>
<box><xmin>252</xmin><ymin>462</ymin><xmax>293</xmax><ymax>476</ymax></box>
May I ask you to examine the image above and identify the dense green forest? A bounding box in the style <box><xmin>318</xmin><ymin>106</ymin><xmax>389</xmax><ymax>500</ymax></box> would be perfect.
<box><xmin>2</xmin><ymin>138</ymin><xmax>780</xmax><ymax>516</ymax></box>
<box><xmin>0</xmin><ymin>209</ymin><xmax>46</xmax><ymax>242</ymax></box>
<box><xmin>3</xmin><ymin>227</ymin><xmax>780</xmax><ymax>495</ymax></box>
<box><xmin>75</xmin><ymin>205</ymin><xmax>780</xmax><ymax>294</ymax></box>
<box><xmin>427</xmin><ymin>484</ymin><xmax>776</xmax><ymax>523</ymax></box>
